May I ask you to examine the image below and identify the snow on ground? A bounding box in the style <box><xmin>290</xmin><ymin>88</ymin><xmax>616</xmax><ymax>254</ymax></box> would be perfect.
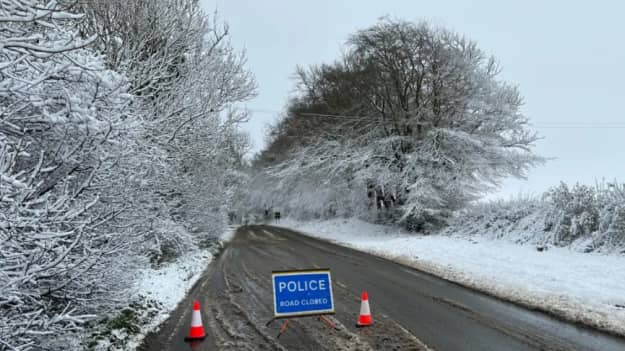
<box><xmin>98</xmin><ymin>227</ymin><xmax>237</xmax><ymax>350</ymax></box>
<box><xmin>135</xmin><ymin>250</ymin><xmax>211</xmax><ymax>317</ymax></box>
<box><xmin>279</xmin><ymin>218</ymin><xmax>625</xmax><ymax>336</ymax></box>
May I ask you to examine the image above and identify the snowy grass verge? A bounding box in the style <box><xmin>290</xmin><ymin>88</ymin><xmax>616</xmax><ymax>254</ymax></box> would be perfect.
<box><xmin>279</xmin><ymin>218</ymin><xmax>625</xmax><ymax>337</ymax></box>
<box><xmin>89</xmin><ymin>226</ymin><xmax>237</xmax><ymax>350</ymax></box>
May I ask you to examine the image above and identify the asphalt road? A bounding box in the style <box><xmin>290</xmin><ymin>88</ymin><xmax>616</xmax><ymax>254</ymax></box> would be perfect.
<box><xmin>139</xmin><ymin>225</ymin><xmax>625</xmax><ymax>351</ymax></box>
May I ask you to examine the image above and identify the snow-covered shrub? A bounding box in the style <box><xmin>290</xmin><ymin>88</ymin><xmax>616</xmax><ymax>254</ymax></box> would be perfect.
<box><xmin>144</xmin><ymin>218</ymin><xmax>195</xmax><ymax>266</ymax></box>
<box><xmin>588</xmin><ymin>183</ymin><xmax>625</xmax><ymax>251</ymax></box>
<box><xmin>444</xmin><ymin>182</ymin><xmax>625</xmax><ymax>253</ymax></box>
<box><xmin>0</xmin><ymin>1</ymin><xmax>133</xmax><ymax>349</ymax></box>
<box><xmin>442</xmin><ymin>196</ymin><xmax>547</xmax><ymax>243</ymax></box>
<box><xmin>603</xmin><ymin>206</ymin><xmax>625</xmax><ymax>249</ymax></box>
<box><xmin>543</xmin><ymin>182</ymin><xmax>600</xmax><ymax>245</ymax></box>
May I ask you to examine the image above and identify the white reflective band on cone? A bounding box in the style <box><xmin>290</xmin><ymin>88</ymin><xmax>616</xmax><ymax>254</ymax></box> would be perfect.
<box><xmin>360</xmin><ymin>300</ymin><xmax>371</xmax><ymax>315</ymax></box>
<box><xmin>191</xmin><ymin>310</ymin><xmax>203</xmax><ymax>327</ymax></box>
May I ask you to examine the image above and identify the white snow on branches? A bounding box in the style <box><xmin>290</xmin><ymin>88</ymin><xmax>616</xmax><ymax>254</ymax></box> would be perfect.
<box><xmin>245</xmin><ymin>20</ymin><xmax>544</xmax><ymax>230</ymax></box>
<box><xmin>1</xmin><ymin>1</ymin><xmax>255</xmax><ymax>349</ymax></box>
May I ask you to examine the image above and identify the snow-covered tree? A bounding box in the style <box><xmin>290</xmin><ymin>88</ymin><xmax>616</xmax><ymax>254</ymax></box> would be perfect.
<box><xmin>77</xmin><ymin>0</ymin><xmax>256</xmax><ymax>260</ymax></box>
<box><xmin>253</xmin><ymin>19</ymin><xmax>543</xmax><ymax>229</ymax></box>
<box><xmin>0</xmin><ymin>1</ymin><xmax>133</xmax><ymax>348</ymax></box>
<box><xmin>1</xmin><ymin>1</ymin><xmax>255</xmax><ymax>348</ymax></box>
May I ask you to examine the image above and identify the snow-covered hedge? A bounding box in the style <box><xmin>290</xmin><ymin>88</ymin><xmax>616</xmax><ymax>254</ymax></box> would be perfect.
<box><xmin>1</xmin><ymin>1</ymin><xmax>254</xmax><ymax>349</ymax></box>
<box><xmin>443</xmin><ymin>182</ymin><xmax>625</xmax><ymax>253</ymax></box>
<box><xmin>0</xmin><ymin>2</ymin><xmax>133</xmax><ymax>348</ymax></box>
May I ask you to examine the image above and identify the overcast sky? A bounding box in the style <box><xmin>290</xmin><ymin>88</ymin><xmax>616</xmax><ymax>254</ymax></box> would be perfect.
<box><xmin>200</xmin><ymin>0</ymin><xmax>624</xmax><ymax>199</ymax></box>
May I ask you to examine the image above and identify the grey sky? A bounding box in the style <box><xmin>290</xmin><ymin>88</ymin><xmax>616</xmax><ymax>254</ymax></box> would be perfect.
<box><xmin>201</xmin><ymin>0</ymin><xmax>625</xmax><ymax>198</ymax></box>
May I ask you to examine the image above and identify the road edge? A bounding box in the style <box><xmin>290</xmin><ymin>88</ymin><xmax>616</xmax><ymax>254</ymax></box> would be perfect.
<box><xmin>127</xmin><ymin>226</ymin><xmax>240</xmax><ymax>350</ymax></box>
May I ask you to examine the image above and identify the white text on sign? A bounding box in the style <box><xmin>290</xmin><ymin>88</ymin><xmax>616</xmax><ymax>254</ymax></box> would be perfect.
<box><xmin>278</xmin><ymin>279</ymin><xmax>327</xmax><ymax>293</ymax></box>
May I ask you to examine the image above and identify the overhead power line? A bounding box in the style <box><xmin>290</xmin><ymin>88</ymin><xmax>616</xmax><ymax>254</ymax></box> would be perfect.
<box><xmin>246</xmin><ymin>108</ymin><xmax>625</xmax><ymax>128</ymax></box>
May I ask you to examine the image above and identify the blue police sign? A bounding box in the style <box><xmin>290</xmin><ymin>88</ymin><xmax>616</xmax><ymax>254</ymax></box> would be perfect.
<box><xmin>272</xmin><ymin>269</ymin><xmax>335</xmax><ymax>318</ymax></box>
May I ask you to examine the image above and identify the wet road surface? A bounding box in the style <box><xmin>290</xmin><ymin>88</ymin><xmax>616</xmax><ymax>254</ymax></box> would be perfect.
<box><xmin>139</xmin><ymin>225</ymin><xmax>625</xmax><ymax>350</ymax></box>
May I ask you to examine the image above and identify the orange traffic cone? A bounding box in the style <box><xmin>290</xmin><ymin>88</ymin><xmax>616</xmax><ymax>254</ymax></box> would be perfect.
<box><xmin>185</xmin><ymin>300</ymin><xmax>206</xmax><ymax>341</ymax></box>
<box><xmin>356</xmin><ymin>291</ymin><xmax>373</xmax><ymax>327</ymax></box>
